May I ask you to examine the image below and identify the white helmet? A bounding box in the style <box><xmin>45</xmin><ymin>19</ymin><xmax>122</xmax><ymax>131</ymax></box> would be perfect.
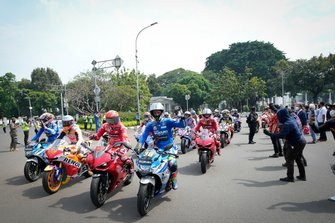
<box><xmin>309</xmin><ymin>103</ymin><xmax>315</xmax><ymax>110</ymax></box>
<box><xmin>150</xmin><ymin>103</ymin><xmax>164</xmax><ymax>121</ymax></box>
<box><xmin>202</xmin><ymin>108</ymin><xmax>212</xmax><ymax>119</ymax></box>
<box><xmin>330</xmin><ymin>110</ymin><xmax>335</xmax><ymax>118</ymax></box>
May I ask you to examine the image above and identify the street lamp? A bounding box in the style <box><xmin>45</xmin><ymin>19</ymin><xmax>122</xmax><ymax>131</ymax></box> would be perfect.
<box><xmin>91</xmin><ymin>55</ymin><xmax>123</xmax><ymax>112</ymax></box>
<box><xmin>135</xmin><ymin>22</ymin><xmax>158</xmax><ymax>118</ymax></box>
<box><xmin>281</xmin><ymin>71</ymin><xmax>285</xmax><ymax>106</ymax></box>
<box><xmin>21</xmin><ymin>92</ymin><xmax>33</xmax><ymax>120</ymax></box>
<box><xmin>185</xmin><ymin>94</ymin><xmax>190</xmax><ymax>111</ymax></box>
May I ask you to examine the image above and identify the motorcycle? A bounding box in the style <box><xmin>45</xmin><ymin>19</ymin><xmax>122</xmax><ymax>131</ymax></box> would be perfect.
<box><xmin>134</xmin><ymin>125</ymin><xmax>154</xmax><ymax>152</ymax></box>
<box><xmin>232</xmin><ymin>116</ymin><xmax>241</xmax><ymax>132</ymax></box>
<box><xmin>195</xmin><ymin>129</ymin><xmax>217</xmax><ymax>174</ymax></box>
<box><xmin>136</xmin><ymin>144</ymin><xmax>179</xmax><ymax>216</ymax></box>
<box><xmin>82</xmin><ymin>140</ymin><xmax>135</xmax><ymax>208</ymax></box>
<box><xmin>24</xmin><ymin>139</ymin><xmax>49</xmax><ymax>182</ymax></box>
<box><xmin>219</xmin><ymin>122</ymin><xmax>234</xmax><ymax>148</ymax></box>
<box><xmin>178</xmin><ymin>126</ymin><xmax>195</xmax><ymax>154</ymax></box>
<box><xmin>42</xmin><ymin>139</ymin><xmax>92</xmax><ymax>194</ymax></box>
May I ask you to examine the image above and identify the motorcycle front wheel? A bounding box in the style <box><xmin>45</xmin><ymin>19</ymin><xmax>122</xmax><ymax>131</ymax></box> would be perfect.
<box><xmin>90</xmin><ymin>177</ymin><xmax>107</xmax><ymax>208</ymax></box>
<box><xmin>42</xmin><ymin>170</ymin><xmax>62</xmax><ymax>194</ymax></box>
<box><xmin>200</xmin><ymin>152</ymin><xmax>208</xmax><ymax>174</ymax></box>
<box><xmin>180</xmin><ymin>138</ymin><xmax>187</xmax><ymax>154</ymax></box>
<box><xmin>24</xmin><ymin>161</ymin><xmax>41</xmax><ymax>182</ymax></box>
<box><xmin>137</xmin><ymin>184</ymin><xmax>151</xmax><ymax>216</ymax></box>
<box><xmin>220</xmin><ymin>134</ymin><xmax>225</xmax><ymax>148</ymax></box>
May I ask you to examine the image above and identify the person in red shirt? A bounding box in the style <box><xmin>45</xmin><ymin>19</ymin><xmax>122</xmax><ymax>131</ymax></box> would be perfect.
<box><xmin>89</xmin><ymin>110</ymin><xmax>132</xmax><ymax>165</ymax></box>
<box><xmin>194</xmin><ymin>108</ymin><xmax>221</xmax><ymax>155</ymax></box>
<box><xmin>268</xmin><ymin>104</ymin><xmax>283</xmax><ymax>158</ymax></box>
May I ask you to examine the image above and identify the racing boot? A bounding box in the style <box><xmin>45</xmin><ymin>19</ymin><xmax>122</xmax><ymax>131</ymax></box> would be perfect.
<box><xmin>171</xmin><ymin>172</ymin><xmax>178</xmax><ymax>190</ymax></box>
<box><xmin>216</xmin><ymin>147</ymin><xmax>222</xmax><ymax>156</ymax></box>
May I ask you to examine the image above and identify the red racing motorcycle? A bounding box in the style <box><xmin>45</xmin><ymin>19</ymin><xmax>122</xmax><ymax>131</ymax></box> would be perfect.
<box><xmin>195</xmin><ymin>129</ymin><xmax>217</xmax><ymax>174</ymax></box>
<box><xmin>42</xmin><ymin>139</ymin><xmax>92</xmax><ymax>194</ymax></box>
<box><xmin>82</xmin><ymin>140</ymin><xmax>135</xmax><ymax>208</ymax></box>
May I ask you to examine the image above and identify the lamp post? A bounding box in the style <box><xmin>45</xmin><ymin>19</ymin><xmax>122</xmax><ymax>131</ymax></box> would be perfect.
<box><xmin>135</xmin><ymin>22</ymin><xmax>158</xmax><ymax>118</ymax></box>
<box><xmin>91</xmin><ymin>55</ymin><xmax>123</xmax><ymax>112</ymax></box>
<box><xmin>185</xmin><ymin>94</ymin><xmax>190</xmax><ymax>111</ymax></box>
<box><xmin>281</xmin><ymin>71</ymin><xmax>285</xmax><ymax>106</ymax></box>
<box><xmin>20</xmin><ymin>92</ymin><xmax>33</xmax><ymax>120</ymax></box>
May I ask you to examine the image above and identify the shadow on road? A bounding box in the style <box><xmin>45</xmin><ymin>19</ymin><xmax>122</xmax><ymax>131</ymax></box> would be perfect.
<box><xmin>6</xmin><ymin>175</ymin><xmax>28</xmax><ymax>186</ymax></box>
<box><xmin>178</xmin><ymin>161</ymin><xmax>204</xmax><ymax>176</ymax></box>
<box><xmin>49</xmin><ymin>191</ymin><xmax>95</xmax><ymax>213</ymax></box>
<box><xmin>247</xmin><ymin>156</ymin><xmax>269</xmax><ymax>161</ymax></box>
<box><xmin>22</xmin><ymin>185</ymin><xmax>48</xmax><ymax>199</ymax></box>
<box><xmin>234</xmin><ymin>178</ymin><xmax>286</xmax><ymax>187</ymax></box>
<box><xmin>267</xmin><ymin>200</ymin><xmax>335</xmax><ymax>213</ymax></box>
<box><xmin>255</xmin><ymin>166</ymin><xmax>285</xmax><ymax>171</ymax></box>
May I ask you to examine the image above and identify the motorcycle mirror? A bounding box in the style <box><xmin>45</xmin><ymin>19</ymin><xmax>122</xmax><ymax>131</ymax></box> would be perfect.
<box><xmin>164</xmin><ymin>144</ymin><xmax>173</xmax><ymax>151</ymax></box>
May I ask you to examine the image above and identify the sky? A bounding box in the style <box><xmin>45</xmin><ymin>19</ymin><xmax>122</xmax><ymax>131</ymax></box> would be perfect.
<box><xmin>1</xmin><ymin>0</ymin><xmax>335</xmax><ymax>84</ymax></box>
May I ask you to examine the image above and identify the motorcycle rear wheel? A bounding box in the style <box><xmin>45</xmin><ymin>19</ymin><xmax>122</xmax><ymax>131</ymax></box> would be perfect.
<box><xmin>90</xmin><ymin>177</ymin><xmax>107</xmax><ymax>208</ymax></box>
<box><xmin>137</xmin><ymin>184</ymin><xmax>151</xmax><ymax>216</ymax></box>
<box><xmin>24</xmin><ymin>161</ymin><xmax>41</xmax><ymax>182</ymax></box>
<box><xmin>42</xmin><ymin>170</ymin><xmax>62</xmax><ymax>194</ymax></box>
<box><xmin>181</xmin><ymin>138</ymin><xmax>187</xmax><ymax>154</ymax></box>
<box><xmin>200</xmin><ymin>153</ymin><xmax>208</xmax><ymax>174</ymax></box>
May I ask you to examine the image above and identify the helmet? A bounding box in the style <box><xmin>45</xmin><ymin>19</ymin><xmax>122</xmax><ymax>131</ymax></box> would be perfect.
<box><xmin>231</xmin><ymin>108</ymin><xmax>237</xmax><ymax>113</ymax></box>
<box><xmin>105</xmin><ymin>110</ymin><xmax>120</xmax><ymax>125</ymax></box>
<box><xmin>191</xmin><ymin>110</ymin><xmax>196</xmax><ymax>115</ymax></box>
<box><xmin>330</xmin><ymin>110</ymin><xmax>335</xmax><ymax>118</ymax></box>
<box><xmin>62</xmin><ymin>115</ymin><xmax>74</xmax><ymax>130</ymax></box>
<box><xmin>163</xmin><ymin>112</ymin><xmax>170</xmax><ymax>118</ymax></box>
<box><xmin>309</xmin><ymin>103</ymin><xmax>315</xmax><ymax>110</ymax></box>
<box><xmin>150</xmin><ymin>103</ymin><xmax>164</xmax><ymax>121</ymax></box>
<box><xmin>221</xmin><ymin>109</ymin><xmax>229</xmax><ymax>115</ymax></box>
<box><xmin>202</xmin><ymin>108</ymin><xmax>212</xmax><ymax>119</ymax></box>
<box><xmin>40</xmin><ymin>113</ymin><xmax>54</xmax><ymax>125</ymax></box>
<box><xmin>214</xmin><ymin>109</ymin><xmax>220</xmax><ymax>113</ymax></box>
<box><xmin>184</xmin><ymin>111</ymin><xmax>191</xmax><ymax>118</ymax></box>
<box><xmin>143</xmin><ymin>112</ymin><xmax>150</xmax><ymax>119</ymax></box>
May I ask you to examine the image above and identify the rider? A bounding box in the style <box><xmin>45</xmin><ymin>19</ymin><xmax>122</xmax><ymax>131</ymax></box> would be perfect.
<box><xmin>89</xmin><ymin>110</ymin><xmax>132</xmax><ymax>166</ymax></box>
<box><xmin>194</xmin><ymin>108</ymin><xmax>221</xmax><ymax>155</ymax></box>
<box><xmin>32</xmin><ymin>112</ymin><xmax>59</xmax><ymax>144</ymax></box>
<box><xmin>184</xmin><ymin>111</ymin><xmax>196</xmax><ymax>129</ymax></box>
<box><xmin>57</xmin><ymin>115</ymin><xmax>84</xmax><ymax>151</ymax></box>
<box><xmin>191</xmin><ymin>110</ymin><xmax>199</xmax><ymax>124</ymax></box>
<box><xmin>138</xmin><ymin>103</ymin><xmax>186</xmax><ymax>190</ymax></box>
<box><xmin>213</xmin><ymin>109</ymin><xmax>221</xmax><ymax>119</ymax></box>
<box><xmin>219</xmin><ymin>109</ymin><xmax>233</xmax><ymax>124</ymax></box>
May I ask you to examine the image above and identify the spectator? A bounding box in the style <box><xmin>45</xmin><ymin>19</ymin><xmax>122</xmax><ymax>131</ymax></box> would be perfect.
<box><xmin>264</xmin><ymin>108</ymin><xmax>306</xmax><ymax>182</ymax></box>
<box><xmin>83</xmin><ymin>114</ymin><xmax>88</xmax><ymax>130</ymax></box>
<box><xmin>246</xmin><ymin>106</ymin><xmax>258</xmax><ymax>144</ymax></box>
<box><xmin>317</xmin><ymin>102</ymin><xmax>328</xmax><ymax>141</ymax></box>
<box><xmin>88</xmin><ymin>114</ymin><xmax>94</xmax><ymax>131</ymax></box>
<box><xmin>21</xmin><ymin>117</ymin><xmax>30</xmax><ymax>147</ymax></box>
<box><xmin>2</xmin><ymin>117</ymin><xmax>7</xmax><ymax>133</ymax></box>
<box><xmin>9</xmin><ymin>117</ymin><xmax>19</xmax><ymax>151</ymax></box>
<box><xmin>307</xmin><ymin>103</ymin><xmax>317</xmax><ymax>144</ymax></box>
<box><xmin>268</xmin><ymin>103</ymin><xmax>283</xmax><ymax>157</ymax></box>
<box><xmin>136</xmin><ymin>112</ymin><xmax>140</xmax><ymax>125</ymax></box>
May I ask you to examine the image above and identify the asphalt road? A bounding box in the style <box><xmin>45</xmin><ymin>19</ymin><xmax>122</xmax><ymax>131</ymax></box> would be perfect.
<box><xmin>0</xmin><ymin>121</ymin><xmax>334</xmax><ymax>223</ymax></box>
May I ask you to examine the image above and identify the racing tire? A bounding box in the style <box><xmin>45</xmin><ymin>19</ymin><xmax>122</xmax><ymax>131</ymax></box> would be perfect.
<box><xmin>24</xmin><ymin>161</ymin><xmax>41</xmax><ymax>182</ymax></box>
<box><xmin>90</xmin><ymin>176</ymin><xmax>107</xmax><ymax>208</ymax></box>
<box><xmin>124</xmin><ymin>164</ymin><xmax>133</xmax><ymax>186</ymax></box>
<box><xmin>200</xmin><ymin>152</ymin><xmax>208</xmax><ymax>174</ymax></box>
<box><xmin>137</xmin><ymin>184</ymin><xmax>152</xmax><ymax>216</ymax></box>
<box><xmin>42</xmin><ymin>170</ymin><xmax>62</xmax><ymax>194</ymax></box>
<box><xmin>220</xmin><ymin>134</ymin><xmax>225</xmax><ymax>148</ymax></box>
<box><xmin>181</xmin><ymin>138</ymin><xmax>187</xmax><ymax>154</ymax></box>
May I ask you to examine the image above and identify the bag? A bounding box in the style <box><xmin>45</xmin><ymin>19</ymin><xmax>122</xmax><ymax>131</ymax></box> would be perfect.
<box><xmin>303</xmin><ymin>126</ymin><xmax>310</xmax><ymax>135</ymax></box>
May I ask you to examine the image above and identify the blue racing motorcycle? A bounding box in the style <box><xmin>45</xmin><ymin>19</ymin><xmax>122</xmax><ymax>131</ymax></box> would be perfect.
<box><xmin>24</xmin><ymin>140</ymin><xmax>49</xmax><ymax>182</ymax></box>
<box><xmin>135</xmin><ymin>144</ymin><xmax>179</xmax><ymax>216</ymax></box>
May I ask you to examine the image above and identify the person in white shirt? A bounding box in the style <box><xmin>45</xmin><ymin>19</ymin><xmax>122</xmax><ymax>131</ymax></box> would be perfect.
<box><xmin>317</xmin><ymin>102</ymin><xmax>328</xmax><ymax>141</ymax></box>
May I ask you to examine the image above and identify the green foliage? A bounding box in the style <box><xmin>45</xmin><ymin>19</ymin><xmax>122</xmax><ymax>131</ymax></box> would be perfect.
<box><xmin>31</xmin><ymin>67</ymin><xmax>62</xmax><ymax>91</ymax></box>
<box><xmin>0</xmin><ymin>73</ymin><xmax>18</xmax><ymax>117</ymax></box>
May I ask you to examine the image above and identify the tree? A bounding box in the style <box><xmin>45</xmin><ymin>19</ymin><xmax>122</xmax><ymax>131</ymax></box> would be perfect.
<box><xmin>31</xmin><ymin>67</ymin><xmax>62</xmax><ymax>91</ymax></box>
<box><xmin>204</xmin><ymin>40</ymin><xmax>286</xmax><ymax>82</ymax></box>
<box><xmin>0</xmin><ymin>73</ymin><xmax>18</xmax><ymax>117</ymax></box>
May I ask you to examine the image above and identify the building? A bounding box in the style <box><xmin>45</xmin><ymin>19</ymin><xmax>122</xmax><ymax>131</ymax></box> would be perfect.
<box><xmin>149</xmin><ymin>96</ymin><xmax>178</xmax><ymax>113</ymax></box>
